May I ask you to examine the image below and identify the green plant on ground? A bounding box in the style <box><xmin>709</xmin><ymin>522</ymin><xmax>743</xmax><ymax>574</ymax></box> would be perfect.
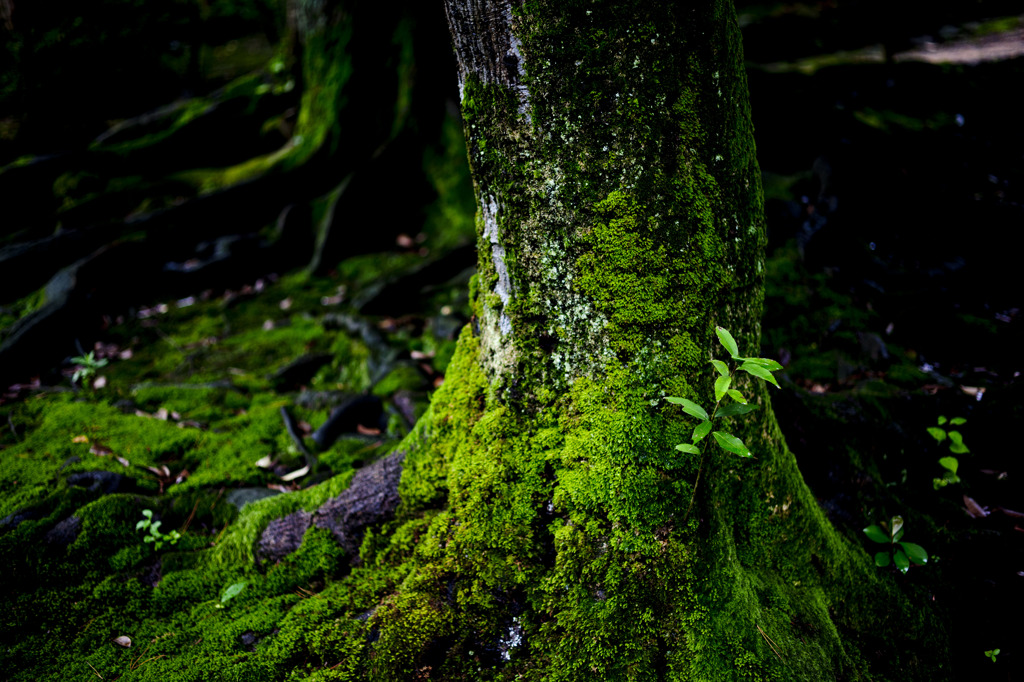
<box><xmin>933</xmin><ymin>455</ymin><xmax>960</xmax><ymax>489</ymax></box>
<box><xmin>863</xmin><ymin>515</ymin><xmax>928</xmax><ymax>573</ymax></box>
<box><xmin>984</xmin><ymin>649</ymin><xmax>1000</xmax><ymax>663</ymax></box>
<box><xmin>135</xmin><ymin>509</ymin><xmax>181</xmax><ymax>550</ymax></box>
<box><xmin>666</xmin><ymin>327</ymin><xmax>782</xmax><ymax>518</ymax></box>
<box><xmin>929</xmin><ymin>416</ymin><xmax>967</xmax><ymax>489</ymax></box>
<box><xmin>928</xmin><ymin>415</ymin><xmax>969</xmax><ymax>453</ymax></box>
<box><xmin>69</xmin><ymin>350</ymin><xmax>108</xmax><ymax>386</ymax></box>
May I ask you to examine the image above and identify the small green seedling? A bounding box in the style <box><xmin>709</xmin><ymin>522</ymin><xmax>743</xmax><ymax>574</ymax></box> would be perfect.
<box><xmin>136</xmin><ymin>509</ymin><xmax>181</xmax><ymax>551</ymax></box>
<box><xmin>666</xmin><ymin>327</ymin><xmax>782</xmax><ymax>518</ymax></box>
<box><xmin>933</xmin><ymin>456</ymin><xmax>960</xmax><ymax>489</ymax></box>
<box><xmin>216</xmin><ymin>582</ymin><xmax>248</xmax><ymax>609</ymax></box>
<box><xmin>929</xmin><ymin>416</ymin><xmax>967</xmax><ymax>489</ymax></box>
<box><xmin>863</xmin><ymin>515</ymin><xmax>927</xmax><ymax>574</ymax></box>
<box><xmin>70</xmin><ymin>351</ymin><xmax>108</xmax><ymax>386</ymax></box>
<box><xmin>984</xmin><ymin>649</ymin><xmax>1000</xmax><ymax>663</ymax></box>
<box><xmin>928</xmin><ymin>416</ymin><xmax>969</xmax><ymax>454</ymax></box>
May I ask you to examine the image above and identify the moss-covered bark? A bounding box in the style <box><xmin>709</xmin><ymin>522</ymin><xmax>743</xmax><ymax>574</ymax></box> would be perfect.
<box><xmin>360</xmin><ymin>1</ymin><xmax>947</xmax><ymax>679</ymax></box>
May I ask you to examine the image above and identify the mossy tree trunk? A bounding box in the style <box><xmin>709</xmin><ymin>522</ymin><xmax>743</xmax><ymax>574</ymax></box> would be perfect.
<box><xmin>363</xmin><ymin>1</ymin><xmax>944</xmax><ymax>679</ymax></box>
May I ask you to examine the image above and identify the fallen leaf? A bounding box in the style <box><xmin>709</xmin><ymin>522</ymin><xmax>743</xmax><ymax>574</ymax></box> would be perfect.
<box><xmin>255</xmin><ymin>455</ymin><xmax>275</xmax><ymax>469</ymax></box>
<box><xmin>279</xmin><ymin>298</ymin><xmax>293</xmax><ymax>310</ymax></box>
<box><xmin>320</xmin><ymin>290</ymin><xmax>345</xmax><ymax>305</ymax></box>
<box><xmin>146</xmin><ymin>465</ymin><xmax>171</xmax><ymax>478</ymax></box>
<box><xmin>960</xmin><ymin>385</ymin><xmax>986</xmax><ymax>401</ymax></box>
<box><xmin>72</xmin><ymin>435</ymin><xmax>89</xmax><ymax>443</ymax></box>
<box><xmin>119</xmin><ymin>349</ymin><xmax>133</xmax><ymax>360</ymax></box>
<box><xmin>90</xmin><ymin>444</ymin><xmax>112</xmax><ymax>457</ymax></box>
<box><xmin>113</xmin><ymin>636</ymin><xmax>132</xmax><ymax>648</ymax></box>
<box><xmin>262</xmin><ymin>319</ymin><xmax>275</xmax><ymax>331</ymax></box>
<box><xmin>92</xmin><ymin>376</ymin><xmax>107</xmax><ymax>389</ymax></box>
<box><xmin>155</xmin><ymin>408</ymin><xmax>169</xmax><ymax>420</ymax></box>
<box><xmin>997</xmin><ymin>507</ymin><xmax>1024</xmax><ymax>519</ymax></box>
<box><xmin>116</xmin><ymin>457</ymin><xmax>131</xmax><ymax>468</ymax></box>
<box><xmin>963</xmin><ymin>495</ymin><xmax>989</xmax><ymax>518</ymax></box>
<box><xmin>280</xmin><ymin>465</ymin><xmax>310</xmax><ymax>482</ymax></box>
<box><xmin>356</xmin><ymin>424</ymin><xmax>381</xmax><ymax>436</ymax></box>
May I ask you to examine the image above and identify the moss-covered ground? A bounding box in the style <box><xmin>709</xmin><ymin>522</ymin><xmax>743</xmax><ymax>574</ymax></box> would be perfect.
<box><xmin>0</xmin><ymin>241</ymin><xmax>477</xmax><ymax>680</ymax></box>
<box><xmin>2</xmin><ymin>2</ymin><xmax>1021</xmax><ymax>680</ymax></box>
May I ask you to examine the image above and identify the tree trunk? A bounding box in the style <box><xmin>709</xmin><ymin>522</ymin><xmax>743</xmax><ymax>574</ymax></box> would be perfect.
<box><xmin>362</xmin><ymin>1</ymin><xmax>945</xmax><ymax>679</ymax></box>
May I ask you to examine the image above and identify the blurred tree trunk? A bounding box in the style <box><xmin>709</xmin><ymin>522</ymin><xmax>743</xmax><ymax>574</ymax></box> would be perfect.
<box><xmin>360</xmin><ymin>1</ymin><xmax>947</xmax><ymax>679</ymax></box>
<box><xmin>0</xmin><ymin>0</ymin><xmax>458</xmax><ymax>384</ymax></box>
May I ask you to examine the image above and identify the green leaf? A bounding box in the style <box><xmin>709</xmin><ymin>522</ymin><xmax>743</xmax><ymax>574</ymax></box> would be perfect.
<box><xmin>714</xmin><ymin>375</ymin><xmax>731</xmax><ymax>402</ymax></box>
<box><xmin>893</xmin><ymin>547</ymin><xmax>910</xmax><ymax>573</ymax></box>
<box><xmin>937</xmin><ymin>415</ymin><xmax>947</xmax><ymax>425</ymax></box>
<box><xmin>143</xmin><ymin>536</ymin><xmax>155</xmax><ymax>544</ymax></box>
<box><xmin>691</xmin><ymin>420</ymin><xmax>712</xmax><ymax>444</ymax></box>
<box><xmin>947</xmin><ymin>431</ymin><xmax>969</xmax><ymax>453</ymax></box>
<box><xmin>675</xmin><ymin>443</ymin><xmax>700</xmax><ymax>455</ymax></box>
<box><xmin>712</xmin><ymin>431</ymin><xmax>751</xmax><ymax>457</ymax></box>
<box><xmin>710</xmin><ymin>359</ymin><xmax>729</xmax><ymax>377</ymax></box>
<box><xmin>950</xmin><ymin>417</ymin><xmax>966</xmax><ymax>426</ymax></box>
<box><xmin>221</xmin><ymin>582</ymin><xmax>248</xmax><ymax>603</ymax></box>
<box><xmin>135</xmin><ymin>520</ymin><xmax>148</xmax><ymax>531</ymax></box>
<box><xmin>926</xmin><ymin>427</ymin><xmax>946</xmax><ymax>443</ymax></box>
<box><xmin>863</xmin><ymin>525</ymin><xmax>889</xmax><ymax>544</ymax></box>
<box><xmin>890</xmin><ymin>516</ymin><xmax>904</xmax><ymax>538</ymax></box>
<box><xmin>726</xmin><ymin>389</ymin><xmax>746</xmax><ymax>404</ymax></box>
<box><xmin>666</xmin><ymin>397</ymin><xmax>709</xmax><ymax>421</ymax></box>
<box><xmin>716</xmin><ymin>326</ymin><xmax>740</xmax><ymax>358</ymax></box>
<box><xmin>717</xmin><ymin>403</ymin><xmax>758</xmax><ymax>417</ymax></box>
<box><xmin>737</xmin><ymin>357</ymin><xmax>784</xmax><ymax>371</ymax></box>
<box><xmin>874</xmin><ymin>551</ymin><xmax>891</xmax><ymax>567</ymax></box>
<box><xmin>142</xmin><ymin>510</ymin><xmax>153</xmax><ymax>519</ymax></box>
<box><xmin>938</xmin><ymin>456</ymin><xmax>958</xmax><ymax>475</ymax></box>
<box><xmin>739</xmin><ymin>361</ymin><xmax>780</xmax><ymax>388</ymax></box>
<box><xmin>898</xmin><ymin>542</ymin><xmax>928</xmax><ymax>565</ymax></box>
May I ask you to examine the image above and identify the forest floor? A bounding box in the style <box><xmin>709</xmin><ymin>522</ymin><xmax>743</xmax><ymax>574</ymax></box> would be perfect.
<box><xmin>2</xmin><ymin>4</ymin><xmax>1023</xmax><ymax>680</ymax></box>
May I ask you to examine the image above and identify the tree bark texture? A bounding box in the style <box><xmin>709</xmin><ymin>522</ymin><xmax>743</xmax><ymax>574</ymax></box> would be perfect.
<box><xmin>363</xmin><ymin>1</ymin><xmax>946</xmax><ymax>679</ymax></box>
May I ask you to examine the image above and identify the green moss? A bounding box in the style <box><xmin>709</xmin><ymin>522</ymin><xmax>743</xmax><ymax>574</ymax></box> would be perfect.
<box><xmin>0</xmin><ymin>286</ymin><xmax>47</xmax><ymax>339</ymax></box>
<box><xmin>0</xmin><ymin>3</ymin><xmax>949</xmax><ymax>679</ymax></box>
<box><xmin>371</xmin><ymin>363</ymin><xmax>427</xmax><ymax>397</ymax></box>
